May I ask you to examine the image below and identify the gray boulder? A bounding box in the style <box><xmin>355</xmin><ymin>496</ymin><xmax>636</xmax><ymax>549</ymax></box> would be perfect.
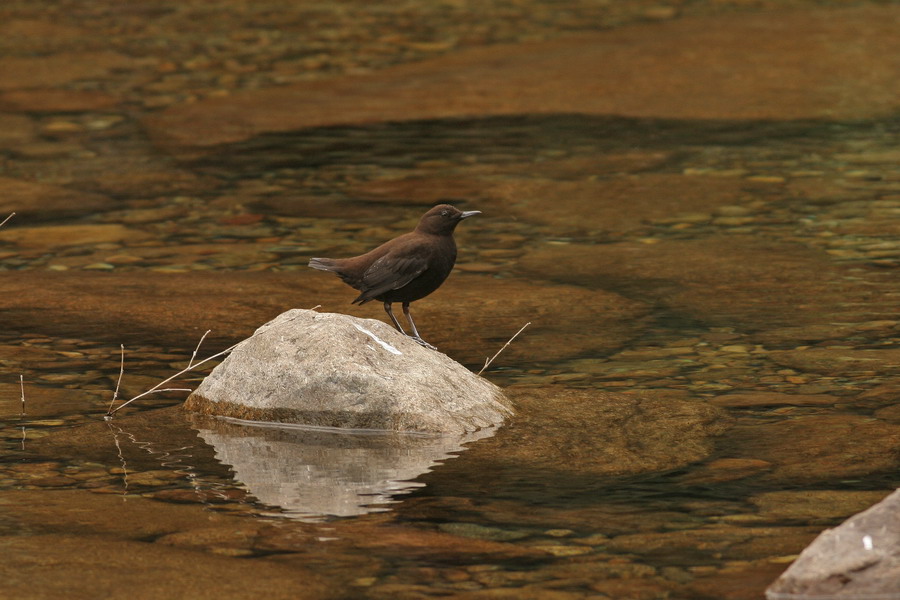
<box><xmin>184</xmin><ymin>309</ymin><xmax>512</xmax><ymax>434</ymax></box>
<box><xmin>766</xmin><ymin>488</ymin><xmax>900</xmax><ymax>599</ymax></box>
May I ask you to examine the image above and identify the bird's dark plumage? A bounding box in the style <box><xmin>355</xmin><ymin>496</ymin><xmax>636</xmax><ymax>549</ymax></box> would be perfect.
<box><xmin>308</xmin><ymin>204</ymin><xmax>480</xmax><ymax>348</ymax></box>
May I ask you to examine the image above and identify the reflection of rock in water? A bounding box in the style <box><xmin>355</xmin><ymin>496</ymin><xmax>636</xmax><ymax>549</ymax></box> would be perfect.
<box><xmin>192</xmin><ymin>416</ymin><xmax>495</xmax><ymax>520</ymax></box>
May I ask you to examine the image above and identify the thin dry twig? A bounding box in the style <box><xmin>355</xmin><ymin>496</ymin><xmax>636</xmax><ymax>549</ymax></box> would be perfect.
<box><xmin>477</xmin><ymin>322</ymin><xmax>531</xmax><ymax>376</ymax></box>
<box><xmin>135</xmin><ymin>387</ymin><xmax>192</xmax><ymax>396</ymax></box>
<box><xmin>188</xmin><ymin>330</ymin><xmax>210</xmax><ymax>369</ymax></box>
<box><xmin>106</xmin><ymin>339</ymin><xmax>239</xmax><ymax>418</ymax></box>
<box><xmin>19</xmin><ymin>374</ymin><xmax>26</xmax><ymax>450</ymax></box>
<box><xmin>106</xmin><ymin>344</ymin><xmax>125</xmax><ymax>414</ymax></box>
<box><xmin>0</xmin><ymin>212</ymin><xmax>14</xmax><ymax>229</ymax></box>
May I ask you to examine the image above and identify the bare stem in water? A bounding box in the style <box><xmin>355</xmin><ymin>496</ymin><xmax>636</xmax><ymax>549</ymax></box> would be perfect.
<box><xmin>0</xmin><ymin>212</ymin><xmax>14</xmax><ymax>229</ymax></box>
<box><xmin>477</xmin><ymin>322</ymin><xmax>531</xmax><ymax>376</ymax></box>
<box><xmin>19</xmin><ymin>374</ymin><xmax>26</xmax><ymax>450</ymax></box>
<box><xmin>106</xmin><ymin>333</ymin><xmax>239</xmax><ymax>418</ymax></box>
<box><xmin>106</xmin><ymin>344</ymin><xmax>125</xmax><ymax>414</ymax></box>
<box><xmin>188</xmin><ymin>330</ymin><xmax>211</xmax><ymax>369</ymax></box>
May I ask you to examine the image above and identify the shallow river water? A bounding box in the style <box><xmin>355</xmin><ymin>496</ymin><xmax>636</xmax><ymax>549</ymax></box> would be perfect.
<box><xmin>2</xmin><ymin>2</ymin><xmax>900</xmax><ymax>599</ymax></box>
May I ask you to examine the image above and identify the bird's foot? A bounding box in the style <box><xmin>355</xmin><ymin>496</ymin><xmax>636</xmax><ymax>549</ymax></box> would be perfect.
<box><xmin>410</xmin><ymin>335</ymin><xmax>437</xmax><ymax>350</ymax></box>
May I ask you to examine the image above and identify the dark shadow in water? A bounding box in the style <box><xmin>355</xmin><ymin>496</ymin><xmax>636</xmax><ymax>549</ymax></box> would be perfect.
<box><xmin>406</xmin><ymin>455</ymin><xmax>900</xmax><ymax>523</ymax></box>
<box><xmin>187</xmin><ymin>113</ymin><xmax>900</xmax><ymax>176</ymax></box>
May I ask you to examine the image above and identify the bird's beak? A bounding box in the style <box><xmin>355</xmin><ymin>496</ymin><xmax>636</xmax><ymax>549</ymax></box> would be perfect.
<box><xmin>459</xmin><ymin>210</ymin><xmax>481</xmax><ymax>220</ymax></box>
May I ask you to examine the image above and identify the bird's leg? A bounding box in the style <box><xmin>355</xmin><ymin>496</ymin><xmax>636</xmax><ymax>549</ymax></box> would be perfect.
<box><xmin>384</xmin><ymin>302</ymin><xmax>406</xmax><ymax>335</ymax></box>
<box><xmin>403</xmin><ymin>302</ymin><xmax>437</xmax><ymax>350</ymax></box>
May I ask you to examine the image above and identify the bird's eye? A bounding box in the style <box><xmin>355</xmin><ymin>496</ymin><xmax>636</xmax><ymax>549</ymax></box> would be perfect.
<box><xmin>440</xmin><ymin>210</ymin><xmax>449</xmax><ymax>217</ymax></box>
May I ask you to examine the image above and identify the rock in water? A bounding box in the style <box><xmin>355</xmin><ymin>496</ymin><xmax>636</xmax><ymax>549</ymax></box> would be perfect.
<box><xmin>766</xmin><ymin>489</ymin><xmax>900</xmax><ymax>599</ymax></box>
<box><xmin>184</xmin><ymin>309</ymin><xmax>511</xmax><ymax>434</ymax></box>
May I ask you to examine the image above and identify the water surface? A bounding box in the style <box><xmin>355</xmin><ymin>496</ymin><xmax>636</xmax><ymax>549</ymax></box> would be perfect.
<box><xmin>2</xmin><ymin>2</ymin><xmax>900</xmax><ymax>599</ymax></box>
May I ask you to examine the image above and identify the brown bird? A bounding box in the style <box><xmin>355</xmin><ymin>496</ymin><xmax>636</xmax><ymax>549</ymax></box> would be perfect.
<box><xmin>308</xmin><ymin>204</ymin><xmax>480</xmax><ymax>349</ymax></box>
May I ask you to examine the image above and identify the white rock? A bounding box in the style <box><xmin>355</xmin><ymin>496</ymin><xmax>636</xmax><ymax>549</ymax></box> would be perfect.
<box><xmin>766</xmin><ymin>488</ymin><xmax>900</xmax><ymax>599</ymax></box>
<box><xmin>184</xmin><ymin>309</ymin><xmax>512</xmax><ymax>434</ymax></box>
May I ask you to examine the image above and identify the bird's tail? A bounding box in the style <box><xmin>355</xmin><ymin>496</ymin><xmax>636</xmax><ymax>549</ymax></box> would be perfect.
<box><xmin>308</xmin><ymin>257</ymin><xmax>340</xmax><ymax>272</ymax></box>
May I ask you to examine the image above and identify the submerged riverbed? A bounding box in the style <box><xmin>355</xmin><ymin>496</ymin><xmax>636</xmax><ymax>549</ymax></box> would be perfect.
<box><xmin>2</xmin><ymin>2</ymin><xmax>900</xmax><ymax>599</ymax></box>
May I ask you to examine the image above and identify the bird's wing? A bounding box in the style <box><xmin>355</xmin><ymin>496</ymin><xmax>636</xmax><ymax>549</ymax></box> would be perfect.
<box><xmin>355</xmin><ymin>251</ymin><xmax>428</xmax><ymax>302</ymax></box>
